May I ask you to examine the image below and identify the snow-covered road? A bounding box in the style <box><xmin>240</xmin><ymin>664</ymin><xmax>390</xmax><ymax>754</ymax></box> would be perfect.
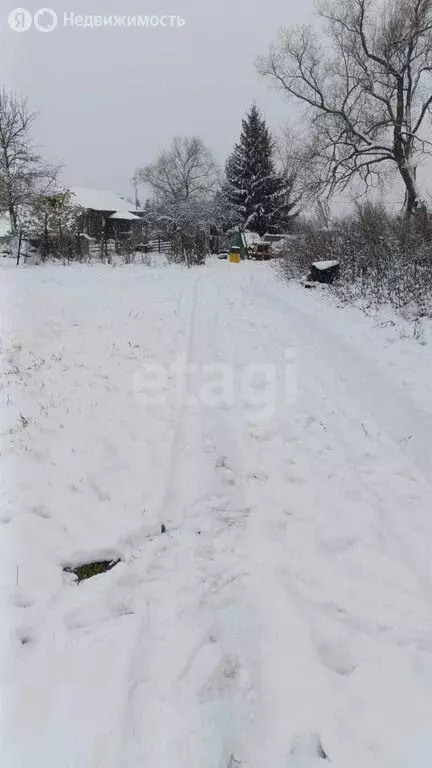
<box><xmin>1</xmin><ymin>259</ymin><xmax>432</xmax><ymax>767</ymax></box>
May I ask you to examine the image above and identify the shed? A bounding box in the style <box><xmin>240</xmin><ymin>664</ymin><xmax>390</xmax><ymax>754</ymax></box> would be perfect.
<box><xmin>69</xmin><ymin>186</ymin><xmax>143</xmax><ymax>240</ymax></box>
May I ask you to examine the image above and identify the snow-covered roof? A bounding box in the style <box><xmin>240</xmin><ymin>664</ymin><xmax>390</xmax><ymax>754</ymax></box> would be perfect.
<box><xmin>108</xmin><ymin>211</ymin><xmax>141</xmax><ymax>221</ymax></box>
<box><xmin>243</xmin><ymin>231</ymin><xmax>262</xmax><ymax>246</ymax></box>
<box><xmin>312</xmin><ymin>260</ymin><xmax>340</xmax><ymax>270</ymax></box>
<box><xmin>263</xmin><ymin>233</ymin><xmax>289</xmax><ymax>242</ymax></box>
<box><xmin>69</xmin><ymin>186</ymin><xmax>133</xmax><ymax>213</ymax></box>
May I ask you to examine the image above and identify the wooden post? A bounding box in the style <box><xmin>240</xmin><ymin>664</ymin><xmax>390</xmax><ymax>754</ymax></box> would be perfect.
<box><xmin>59</xmin><ymin>217</ymin><xmax>64</xmax><ymax>263</ymax></box>
<box><xmin>101</xmin><ymin>216</ymin><xmax>109</xmax><ymax>263</ymax></box>
<box><xmin>42</xmin><ymin>213</ymin><xmax>49</xmax><ymax>262</ymax></box>
<box><xmin>16</xmin><ymin>230</ymin><xmax>23</xmax><ymax>266</ymax></box>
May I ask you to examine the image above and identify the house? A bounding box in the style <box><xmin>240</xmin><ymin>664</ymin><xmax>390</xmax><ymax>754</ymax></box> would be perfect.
<box><xmin>69</xmin><ymin>186</ymin><xmax>143</xmax><ymax>241</ymax></box>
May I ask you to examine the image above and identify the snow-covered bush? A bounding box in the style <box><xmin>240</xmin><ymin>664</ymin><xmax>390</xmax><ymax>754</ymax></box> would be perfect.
<box><xmin>146</xmin><ymin>196</ymin><xmax>219</xmax><ymax>265</ymax></box>
<box><xmin>279</xmin><ymin>203</ymin><xmax>432</xmax><ymax>316</ymax></box>
<box><xmin>19</xmin><ymin>189</ymin><xmax>80</xmax><ymax>263</ymax></box>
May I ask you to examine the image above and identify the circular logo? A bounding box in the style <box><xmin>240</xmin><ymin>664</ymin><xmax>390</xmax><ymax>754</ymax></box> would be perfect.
<box><xmin>34</xmin><ymin>7</ymin><xmax>58</xmax><ymax>32</ymax></box>
<box><xmin>8</xmin><ymin>8</ymin><xmax>32</xmax><ymax>32</ymax></box>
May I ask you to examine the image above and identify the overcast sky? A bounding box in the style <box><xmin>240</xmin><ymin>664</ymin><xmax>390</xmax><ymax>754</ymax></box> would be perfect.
<box><xmin>4</xmin><ymin>0</ymin><xmax>430</xmax><ymax>209</ymax></box>
<box><xmin>2</xmin><ymin>0</ymin><xmax>316</xmax><ymax>199</ymax></box>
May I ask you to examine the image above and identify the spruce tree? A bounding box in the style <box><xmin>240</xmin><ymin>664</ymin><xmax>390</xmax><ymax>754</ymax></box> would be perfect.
<box><xmin>222</xmin><ymin>105</ymin><xmax>296</xmax><ymax>236</ymax></box>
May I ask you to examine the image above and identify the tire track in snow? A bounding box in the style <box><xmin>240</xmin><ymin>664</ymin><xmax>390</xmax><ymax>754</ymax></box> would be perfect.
<box><xmin>116</xmin><ymin>273</ymin><xmax>209</xmax><ymax>766</ymax></box>
<box><xmin>116</xmin><ymin>268</ymin><xmax>333</xmax><ymax>767</ymax></box>
<box><xmin>157</xmin><ymin>273</ymin><xmax>204</xmax><ymax>525</ymax></box>
<box><xmin>116</xmin><ymin>273</ymin><xmax>246</xmax><ymax>768</ymax></box>
<box><xmin>196</xmin><ymin>274</ymin><xmax>338</xmax><ymax>765</ymax></box>
<box><xmin>119</xmin><ymin>274</ymin><xmax>203</xmax><ymax>553</ymax></box>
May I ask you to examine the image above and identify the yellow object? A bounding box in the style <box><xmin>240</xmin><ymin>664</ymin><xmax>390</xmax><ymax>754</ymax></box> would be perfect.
<box><xmin>229</xmin><ymin>252</ymin><xmax>241</xmax><ymax>263</ymax></box>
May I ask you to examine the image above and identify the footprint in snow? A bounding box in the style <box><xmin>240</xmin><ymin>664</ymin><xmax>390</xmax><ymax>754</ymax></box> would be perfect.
<box><xmin>320</xmin><ymin>536</ymin><xmax>357</xmax><ymax>556</ymax></box>
<box><xmin>13</xmin><ymin>593</ymin><xmax>33</xmax><ymax>609</ymax></box>
<box><xmin>200</xmin><ymin>654</ymin><xmax>241</xmax><ymax>702</ymax></box>
<box><xmin>216</xmin><ymin>506</ymin><xmax>251</xmax><ymax>527</ymax></box>
<box><xmin>317</xmin><ymin>639</ymin><xmax>355</xmax><ymax>676</ymax></box>
<box><xmin>249</xmin><ymin>429</ymin><xmax>276</xmax><ymax>442</ymax></box>
<box><xmin>285</xmin><ymin>472</ymin><xmax>306</xmax><ymax>486</ymax></box>
<box><xmin>266</xmin><ymin>518</ymin><xmax>288</xmax><ymax>541</ymax></box>
<box><xmin>216</xmin><ymin>456</ymin><xmax>229</xmax><ymax>469</ymax></box>
<box><xmin>87</xmin><ymin>477</ymin><xmax>111</xmax><ymax>502</ymax></box>
<box><xmin>17</xmin><ymin>627</ymin><xmax>36</xmax><ymax>647</ymax></box>
<box><xmin>248</xmin><ymin>470</ymin><xmax>268</xmax><ymax>482</ymax></box>
<box><xmin>30</xmin><ymin>504</ymin><xmax>52</xmax><ymax>519</ymax></box>
<box><xmin>226</xmin><ymin>756</ymin><xmax>242</xmax><ymax>768</ymax></box>
<box><xmin>288</xmin><ymin>734</ymin><xmax>329</xmax><ymax>764</ymax></box>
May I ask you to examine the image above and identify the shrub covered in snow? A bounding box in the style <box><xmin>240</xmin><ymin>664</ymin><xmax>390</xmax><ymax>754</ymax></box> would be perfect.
<box><xmin>279</xmin><ymin>203</ymin><xmax>432</xmax><ymax>317</ymax></box>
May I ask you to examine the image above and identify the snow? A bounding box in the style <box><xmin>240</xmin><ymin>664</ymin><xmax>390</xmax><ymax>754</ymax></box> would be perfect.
<box><xmin>68</xmin><ymin>186</ymin><xmax>135</xmax><ymax>213</ymax></box>
<box><xmin>312</xmin><ymin>260</ymin><xmax>340</xmax><ymax>270</ymax></box>
<box><xmin>108</xmin><ymin>211</ymin><xmax>141</xmax><ymax>221</ymax></box>
<box><xmin>1</xmin><ymin>258</ymin><xmax>432</xmax><ymax>767</ymax></box>
<box><xmin>0</xmin><ymin>214</ymin><xmax>11</xmax><ymax>239</ymax></box>
<box><xmin>243</xmin><ymin>230</ymin><xmax>262</xmax><ymax>246</ymax></box>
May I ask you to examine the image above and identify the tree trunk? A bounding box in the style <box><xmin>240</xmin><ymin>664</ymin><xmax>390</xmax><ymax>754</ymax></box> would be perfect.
<box><xmin>9</xmin><ymin>204</ymin><xmax>17</xmax><ymax>233</ymax></box>
<box><xmin>397</xmin><ymin>158</ymin><xmax>419</xmax><ymax>217</ymax></box>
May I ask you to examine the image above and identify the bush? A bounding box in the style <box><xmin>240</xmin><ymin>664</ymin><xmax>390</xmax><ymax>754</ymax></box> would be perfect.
<box><xmin>279</xmin><ymin>203</ymin><xmax>432</xmax><ymax>316</ymax></box>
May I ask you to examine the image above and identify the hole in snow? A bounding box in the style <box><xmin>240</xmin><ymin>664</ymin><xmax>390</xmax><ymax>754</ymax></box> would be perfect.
<box><xmin>18</xmin><ymin>630</ymin><xmax>35</xmax><ymax>646</ymax></box>
<box><xmin>64</xmin><ymin>559</ymin><xmax>121</xmax><ymax>583</ymax></box>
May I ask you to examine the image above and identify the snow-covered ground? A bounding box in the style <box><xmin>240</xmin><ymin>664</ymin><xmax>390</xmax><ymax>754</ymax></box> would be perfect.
<box><xmin>1</xmin><ymin>258</ymin><xmax>432</xmax><ymax>767</ymax></box>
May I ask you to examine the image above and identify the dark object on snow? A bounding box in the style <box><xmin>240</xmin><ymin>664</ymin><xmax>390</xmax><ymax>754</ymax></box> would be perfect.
<box><xmin>249</xmin><ymin>242</ymin><xmax>272</xmax><ymax>260</ymax></box>
<box><xmin>308</xmin><ymin>260</ymin><xmax>340</xmax><ymax>284</ymax></box>
<box><xmin>19</xmin><ymin>634</ymin><xmax>34</xmax><ymax>646</ymax></box>
<box><xmin>161</xmin><ymin>523</ymin><xmax>167</xmax><ymax>534</ymax></box>
<box><xmin>317</xmin><ymin>740</ymin><xmax>329</xmax><ymax>760</ymax></box>
<box><xmin>64</xmin><ymin>559</ymin><xmax>120</xmax><ymax>583</ymax></box>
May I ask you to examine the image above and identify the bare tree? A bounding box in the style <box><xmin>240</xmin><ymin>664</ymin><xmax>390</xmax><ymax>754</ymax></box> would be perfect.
<box><xmin>274</xmin><ymin>125</ymin><xmax>314</xmax><ymax>206</ymax></box>
<box><xmin>0</xmin><ymin>88</ymin><xmax>57</xmax><ymax>232</ymax></box>
<box><xmin>136</xmin><ymin>136</ymin><xmax>219</xmax><ymax>204</ymax></box>
<box><xmin>135</xmin><ymin>136</ymin><xmax>220</xmax><ymax>265</ymax></box>
<box><xmin>258</xmin><ymin>0</ymin><xmax>432</xmax><ymax>215</ymax></box>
